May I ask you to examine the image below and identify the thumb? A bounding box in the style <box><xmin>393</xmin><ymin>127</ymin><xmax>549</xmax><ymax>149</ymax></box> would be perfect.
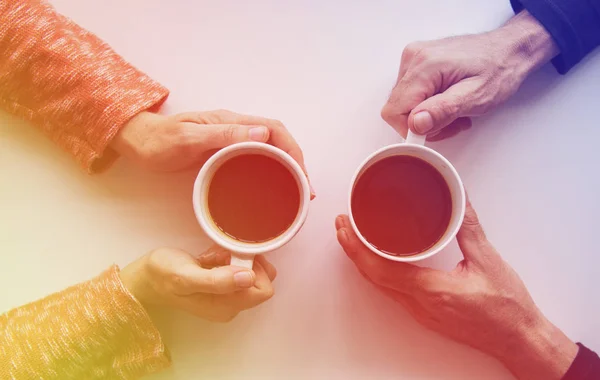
<box><xmin>456</xmin><ymin>198</ymin><xmax>498</xmax><ymax>268</ymax></box>
<box><xmin>408</xmin><ymin>81</ymin><xmax>476</xmax><ymax>134</ymax></box>
<box><xmin>198</xmin><ymin>123</ymin><xmax>270</xmax><ymax>150</ymax></box>
<box><xmin>178</xmin><ymin>264</ymin><xmax>256</xmax><ymax>294</ymax></box>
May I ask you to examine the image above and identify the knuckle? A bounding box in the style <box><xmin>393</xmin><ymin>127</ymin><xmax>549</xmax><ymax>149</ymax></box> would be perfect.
<box><xmin>215</xmin><ymin>109</ymin><xmax>231</xmax><ymax>117</ymax></box>
<box><xmin>208</xmin><ymin>109</ymin><xmax>233</xmax><ymax>124</ymax></box>
<box><xmin>412</xmin><ymin>47</ymin><xmax>433</xmax><ymax>63</ymax></box>
<box><xmin>436</xmin><ymin>98</ymin><xmax>460</xmax><ymax>117</ymax></box>
<box><xmin>263</xmin><ymin>286</ymin><xmax>275</xmax><ymax>301</ymax></box>
<box><xmin>403</xmin><ymin>42</ymin><xmax>423</xmax><ymax>57</ymax></box>
<box><xmin>222</xmin><ymin>125</ymin><xmax>237</xmax><ymax>142</ymax></box>
<box><xmin>207</xmin><ymin>271</ymin><xmax>219</xmax><ymax>291</ymax></box>
<box><xmin>146</xmin><ymin>248</ymin><xmax>169</xmax><ymax>270</ymax></box>
<box><xmin>270</xmin><ymin>119</ymin><xmax>285</xmax><ymax>129</ymax></box>
<box><xmin>381</xmin><ymin>104</ymin><xmax>393</xmax><ymax>121</ymax></box>
<box><xmin>169</xmin><ymin>272</ymin><xmax>186</xmax><ymax>289</ymax></box>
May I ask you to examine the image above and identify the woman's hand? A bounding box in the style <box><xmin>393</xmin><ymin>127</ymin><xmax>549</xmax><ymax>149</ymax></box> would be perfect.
<box><xmin>335</xmin><ymin>201</ymin><xmax>577</xmax><ymax>380</ymax></box>
<box><xmin>111</xmin><ymin>109</ymin><xmax>314</xmax><ymax>196</ymax></box>
<box><xmin>120</xmin><ymin>245</ymin><xmax>276</xmax><ymax>323</ymax></box>
<box><xmin>381</xmin><ymin>11</ymin><xmax>558</xmax><ymax>141</ymax></box>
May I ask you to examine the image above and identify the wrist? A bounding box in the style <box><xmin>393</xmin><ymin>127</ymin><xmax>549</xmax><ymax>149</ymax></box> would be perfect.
<box><xmin>119</xmin><ymin>257</ymin><xmax>150</xmax><ymax>304</ymax></box>
<box><xmin>494</xmin><ymin>10</ymin><xmax>559</xmax><ymax>78</ymax></box>
<box><xmin>500</xmin><ymin>314</ymin><xmax>578</xmax><ymax>380</ymax></box>
<box><xmin>110</xmin><ymin>111</ymin><xmax>155</xmax><ymax>159</ymax></box>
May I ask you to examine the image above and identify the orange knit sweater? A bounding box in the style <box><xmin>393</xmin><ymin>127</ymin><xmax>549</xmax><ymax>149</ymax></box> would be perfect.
<box><xmin>0</xmin><ymin>0</ymin><xmax>171</xmax><ymax>378</ymax></box>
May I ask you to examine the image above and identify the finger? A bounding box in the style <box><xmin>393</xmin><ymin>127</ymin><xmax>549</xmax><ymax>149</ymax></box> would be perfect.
<box><xmin>335</xmin><ymin>216</ymin><xmax>448</xmax><ymax>294</ymax></box>
<box><xmin>197</xmin><ymin>246</ymin><xmax>231</xmax><ymax>269</ymax></box>
<box><xmin>335</xmin><ymin>214</ymin><xmax>346</xmax><ymax>230</ymax></box>
<box><xmin>223</xmin><ymin>260</ymin><xmax>275</xmax><ymax>311</ymax></box>
<box><xmin>250</xmin><ymin>259</ymin><xmax>274</xmax><ymax>293</ymax></box>
<box><xmin>245</xmin><ymin>117</ymin><xmax>314</xmax><ymax>199</ymax></box>
<box><xmin>179</xmin><ymin>261</ymin><xmax>274</xmax><ymax>318</ymax></box>
<box><xmin>255</xmin><ymin>255</ymin><xmax>277</xmax><ymax>282</ymax></box>
<box><xmin>175</xmin><ymin>262</ymin><xmax>256</xmax><ymax>295</ymax></box>
<box><xmin>456</xmin><ymin>197</ymin><xmax>500</xmax><ymax>268</ymax></box>
<box><xmin>188</xmin><ymin>111</ymin><xmax>315</xmax><ymax>199</ymax></box>
<box><xmin>381</xmin><ymin>69</ymin><xmax>439</xmax><ymax>138</ymax></box>
<box><xmin>190</xmin><ymin>123</ymin><xmax>271</xmax><ymax>150</ymax></box>
<box><xmin>408</xmin><ymin>80</ymin><xmax>478</xmax><ymax>134</ymax></box>
<box><xmin>426</xmin><ymin>117</ymin><xmax>472</xmax><ymax>142</ymax></box>
<box><xmin>397</xmin><ymin>43</ymin><xmax>419</xmax><ymax>82</ymax></box>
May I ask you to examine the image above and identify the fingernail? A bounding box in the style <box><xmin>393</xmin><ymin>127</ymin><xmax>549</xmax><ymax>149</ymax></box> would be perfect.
<box><xmin>199</xmin><ymin>251</ymin><xmax>216</xmax><ymax>262</ymax></box>
<box><xmin>233</xmin><ymin>271</ymin><xmax>254</xmax><ymax>288</ymax></box>
<box><xmin>309</xmin><ymin>183</ymin><xmax>316</xmax><ymax>199</ymax></box>
<box><xmin>413</xmin><ymin>111</ymin><xmax>434</xmax><ymax>134</ymax></box>
<box><xmin>338</xmin><ymin>228</ymin><xmax>349</xmax><ymax>244</ymax></box>
<box><xmin>249</xmin><ymin>126</ymin><xmax>269</xmax><ymax>142</ymax></box>
<box><xmin>335</xmin><ymin>215</ymin><xmax>344</xmax><ymax>230</ymax></box>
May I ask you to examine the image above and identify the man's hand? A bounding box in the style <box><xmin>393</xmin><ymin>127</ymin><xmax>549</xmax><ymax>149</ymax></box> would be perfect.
<box><xmin>335</xmin><ymin>201</ymin><xmax>577</xmax><ymax>379</ymax></box>
<box><xmin>381</xmin><ymin>11</ymin><xmax>559</xmax><ymax>140</ymax></box>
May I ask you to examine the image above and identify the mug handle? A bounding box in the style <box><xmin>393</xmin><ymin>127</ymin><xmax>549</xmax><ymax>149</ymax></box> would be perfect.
<box><xmin>230</xmin><ymin>253</ymin><xmax>254</xmax><ymax>269</ymax></box>
<box><xmin>406</xmin><ymin>130</ymin><xmax>426</xmax><ymax>146</ymax></box>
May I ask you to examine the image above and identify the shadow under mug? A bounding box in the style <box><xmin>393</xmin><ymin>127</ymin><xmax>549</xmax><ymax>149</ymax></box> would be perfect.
<box><xmin>347</xmin><ymin>131</ymin><xmax>466</xmax><ymax>263</ymax></box>
<box><xmin>193</xmin><ymin>142</ymin><xmax>311</xmax><ymax>269</ymax></box>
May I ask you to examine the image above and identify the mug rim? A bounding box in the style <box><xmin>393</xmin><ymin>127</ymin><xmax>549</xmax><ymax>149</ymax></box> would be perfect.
<box><xmin>193</xmin><ymin>142</ymin><xmax>310</xmax><ymax>255</ymax></box>
<box><xmin>347</xmin><ymin>143</ymin><xmax>466</xmax><ymax>263</ymax></box>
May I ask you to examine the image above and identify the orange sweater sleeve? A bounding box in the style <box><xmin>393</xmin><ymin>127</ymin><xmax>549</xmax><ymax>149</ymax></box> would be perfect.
<box><xmin>0</xmin><ymin>0</ymin><xmax>169</xmax><ymax>172</ymax></box>
<box><xmin>0</xmin><ymin>265</ymin><xmax>171</xmax><ymax>379</ymax></box>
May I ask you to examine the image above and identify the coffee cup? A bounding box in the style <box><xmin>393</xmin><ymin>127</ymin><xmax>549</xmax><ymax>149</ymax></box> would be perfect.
<box><xmin>347</xmin><ymin>130</ymin><xmax>465</xmax><ymax>263</ymax></box>
<box><xmin>193</xmin><ymin>142</ymin><xmax>310</xmax><ymax>268</ymax></box>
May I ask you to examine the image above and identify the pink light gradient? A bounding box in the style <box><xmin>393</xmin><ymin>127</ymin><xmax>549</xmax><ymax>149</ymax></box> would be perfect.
<box><xmin>1</xmin><ymin>0</ymin><xmax>599</xmax><ymax>379</ymax></box>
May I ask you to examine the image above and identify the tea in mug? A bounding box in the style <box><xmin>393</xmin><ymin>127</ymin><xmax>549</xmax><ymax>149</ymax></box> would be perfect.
<box><xmin>207</xmin><ymin>154</ymin><xmax>300</xmax><ymax>243</ymax></box>
<box><xmin>351</xmin><ymin>155</ymin><xmax>452</xmax><ymax>256</ymax></box>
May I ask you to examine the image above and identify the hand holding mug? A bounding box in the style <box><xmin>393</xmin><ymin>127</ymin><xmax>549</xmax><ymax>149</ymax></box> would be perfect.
<box><xmin>381</xmin><ymin>11</ymin><xmax>558</xmax><ymax>140</ymax></box>
<box><xmin>111</xmin><ymin>109</ymin><xmax>312</xmax><ymax>189</ymax></box>
<box><xmin>120</xmin><ymin>245</ymin><xmax>276</xmax><ymax>323</ymax></box>
<box><xmin>336</xmin><ymin>201</ymin><xmax>578</xmax><ymax>380</ymax></box>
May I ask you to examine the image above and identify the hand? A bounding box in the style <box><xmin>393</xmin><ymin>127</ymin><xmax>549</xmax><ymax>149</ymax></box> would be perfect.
<box><xmin>335</xmin><ymin>201</ymin><xmax>578</xmax><ymax>380</ymax></box>
<box><xmin>111</xmin><ymin>109</ymin><xmax>314</xmax><ymax>197</ymax></box>
<box><xmin>119</xmin><ymin>245</ymin><xmax>276</xmax><ymax>323</ymax></box>
<box><xmin>381</xmin><ymin>11</ymin><xmax>559</xmax><ymax>140</ymax></box>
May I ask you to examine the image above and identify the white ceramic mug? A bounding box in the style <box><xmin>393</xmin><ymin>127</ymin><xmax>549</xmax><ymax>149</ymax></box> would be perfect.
<box><xmin>347</xmin><ymin>131</ymin><xmax>466</xmax><ymax>263</ymax></box>
<box><xmin>193</xmin><ymin>142</ymin><xmax>310</xmax><ymax>269</ymax></box>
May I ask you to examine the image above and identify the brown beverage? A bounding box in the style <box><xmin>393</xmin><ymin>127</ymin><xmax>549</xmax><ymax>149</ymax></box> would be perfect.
<box><xmin>351</xmin><ymin>155</ymin><xmax>452</xmax><ymax>256</ymax></box>
<box><xmin>207</xmin><ymin>154</ymin><xmax>300</xmax><ymax>243</ymax></box>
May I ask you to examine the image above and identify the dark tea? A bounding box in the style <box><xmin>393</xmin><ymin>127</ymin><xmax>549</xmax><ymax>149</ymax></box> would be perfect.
<box><xmin>351</xmin><ymin>155</ymin><xmax>452</xmax><ymax>256</ymax></box>
<box><xmin>207</xmin><ymin>154</ymin><xmax>300</xmax><ymax>243</ymax></box>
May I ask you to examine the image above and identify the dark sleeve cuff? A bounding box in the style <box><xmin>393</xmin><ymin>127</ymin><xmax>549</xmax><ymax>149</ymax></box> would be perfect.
<box><xmin>510</xmin><ymin>0</ymin><xmax>600</xmax><ymax>74</ymax></box>
<box><xmin>562</xmin><ymin>343</ymin><xmax>600</xmax><ymax>380</ymax></box>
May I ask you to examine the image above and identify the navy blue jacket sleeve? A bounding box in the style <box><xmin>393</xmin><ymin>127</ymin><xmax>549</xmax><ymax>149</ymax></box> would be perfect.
<box><xmin>562</xmin><ymin>343</ymin><xmax>600</xmax><ymax>380</ymax></box>
<box><xmin>510</xmin><ymin>0</ymin><xmax>600</xmax><ymax>74</ymax></box>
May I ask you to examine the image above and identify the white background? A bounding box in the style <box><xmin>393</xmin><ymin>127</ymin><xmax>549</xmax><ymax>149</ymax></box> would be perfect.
<box><xmin>1</xmin><ymin>1</ymin><xmax>599</xmax><ymax>379</ymax></box>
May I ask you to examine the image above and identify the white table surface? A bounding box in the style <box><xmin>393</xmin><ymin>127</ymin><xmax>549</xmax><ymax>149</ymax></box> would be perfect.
<box><xmin>1</xmin><ymin>1</ymin><xmax>599</xmax><ymax>379</ymax></box>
